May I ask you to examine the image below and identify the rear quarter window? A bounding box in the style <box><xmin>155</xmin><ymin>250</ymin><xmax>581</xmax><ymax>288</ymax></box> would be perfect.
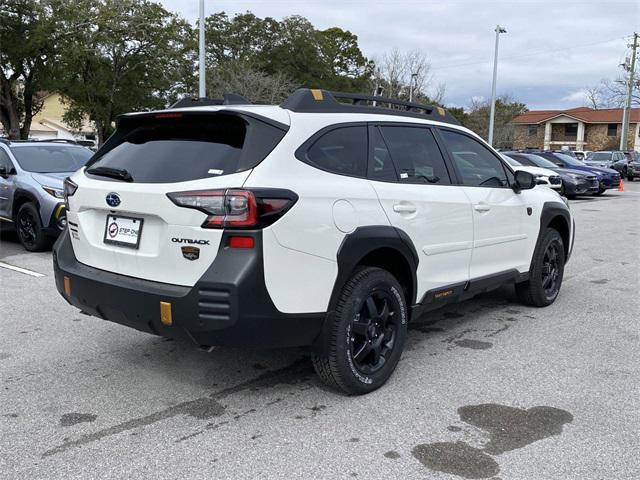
<box><xmin>86</xmin><ymin>113</ymin><xmax>286</xmax><ymax>183</ymax></box>
<box><xmin>300</xmin><ymin>125</ymin><xmax>368</xmax><ymax>178</ymax></box>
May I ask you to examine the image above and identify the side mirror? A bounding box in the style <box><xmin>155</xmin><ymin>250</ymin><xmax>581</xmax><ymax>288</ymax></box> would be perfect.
<box><xmin>513</xmin><ymin>170</ymin><xmax>536</xmax><ymax>192</ymax></box>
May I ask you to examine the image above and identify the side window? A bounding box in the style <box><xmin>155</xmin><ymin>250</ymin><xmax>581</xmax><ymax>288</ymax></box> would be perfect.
<box><xmin>439</xmin><ymin>129</ymin><xmax>508</xmax><ymax>188</ymax></box>
<box><xmin>0</xmin><ymin>149</ymin><xmax>14</xmax><ymax>172</ymax></box>
<box><xmin>378</xmin><ymin>126</ymin><xmax>451</xmax><ymax>184</ymax></box>
<box><xmin>368</xmin><ymin>127</ymin><xmax>397</xmax><ymax>182</ymax></box>
<box><xmin>305</xmin><ymin>126</ymin><xmax>367</xmax><ymax>177</ymax></box>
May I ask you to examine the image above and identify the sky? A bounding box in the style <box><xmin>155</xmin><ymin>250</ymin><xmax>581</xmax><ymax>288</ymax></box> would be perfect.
<box><xmin>161</xmin><ymin>0</ymin><xmax>639</xmax><ymax>111</ymax></box>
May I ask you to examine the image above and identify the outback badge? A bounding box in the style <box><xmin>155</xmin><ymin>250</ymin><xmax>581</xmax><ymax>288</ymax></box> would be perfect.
<box><xmin>181</xmin><ymin>246</ymin><xmax>200</xmax><ymax>261</ymax></box>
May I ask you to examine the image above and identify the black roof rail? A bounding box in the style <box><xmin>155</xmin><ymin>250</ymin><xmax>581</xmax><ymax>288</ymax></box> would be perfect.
<box><xmin>170</xmin><ymin>93</ymin><xmax>252</xmax><ymax>109</ymax></box>
<box><xmin>281</xmin><ymin>89</ymin><xmax>461</xmax><ymax>125</ymax></box>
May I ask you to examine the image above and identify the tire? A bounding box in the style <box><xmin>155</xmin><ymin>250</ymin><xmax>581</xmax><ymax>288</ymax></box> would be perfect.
<box><xmin>516</xmin><ymin>228</ymin><xmax>565</xmax><ymax>307</ymax></box>
<box><xmin>312</xmin><ymin>267</ymin><xmax>408</xmax><ymax>395</ymax></box>
<box><xmin>595</xmin><ymin>188</ymin><xmax>605</xmax><ymax>196</ymax></box>
<box><xmin>15</xmin><ymin>202</ymin><xmax>50</xmax><ymax>252</ymax></box>
<box><xmin>628</xmin><ymin>175</ymin><xmax>634</xmax><ymax>182</ymax></box>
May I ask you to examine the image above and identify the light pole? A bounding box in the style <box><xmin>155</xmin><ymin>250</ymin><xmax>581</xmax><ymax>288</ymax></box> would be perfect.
<box><xmin>409</xmin><ymin>73</ymin><xmax>418</xmax><ymax>103</ymax></box>
<box><xmin>620</xmin><ymin>32</ymin><xmax>638</xmax><ymax>151</ymax></box>
<box><xmin>198</xmin><ymin>0</ymin><xmax>206</xmax><ymax>98</ymax></box>
<box><xmin>488</xmin><ymin>25</ymin><xmax>506</xmax><ymax>147</ymax></box>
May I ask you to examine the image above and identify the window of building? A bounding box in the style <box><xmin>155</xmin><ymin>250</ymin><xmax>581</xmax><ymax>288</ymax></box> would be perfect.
<box><xmin>607</xmin><ymin>123</ymin><xmax>618</xmax><ymax>137</ymax></box>
<box><xmin>528</xmin><ymin>125</ymin><xmax>537</xmax><ymax>136</ymax></box>
<box><xmin>564</xmin><ymin>124</ymin><xmax>577</xmax><ymax>137</ymax></box>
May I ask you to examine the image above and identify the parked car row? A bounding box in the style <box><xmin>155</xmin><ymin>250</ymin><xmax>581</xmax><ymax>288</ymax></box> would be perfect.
<box><xmin>502</xmin><ymin>150</ymin><xmax>624</xmax><ymax>199</ymax></box>
<box><xmin>583</xmin><ymin>150</ymin><xmax>640</xmax><ymax>181</ymax></box>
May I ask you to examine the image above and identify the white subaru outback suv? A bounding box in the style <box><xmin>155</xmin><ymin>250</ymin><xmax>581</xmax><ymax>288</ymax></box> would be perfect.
<box><xmin>54</xmin><ymin>89</ymin><xmax>574</xmax><ymax>395</ymax></box>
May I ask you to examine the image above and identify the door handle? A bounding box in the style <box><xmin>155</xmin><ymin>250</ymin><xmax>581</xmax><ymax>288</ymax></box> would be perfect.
<box><xmin>393</xmin><ymin>203</ymin><xmax>417</xmax><ymax>214</ymax></box>
<box><xmin>473</xmin><ymin>203</ymin><xmax>491</xmax><ymax>212</ymax></box>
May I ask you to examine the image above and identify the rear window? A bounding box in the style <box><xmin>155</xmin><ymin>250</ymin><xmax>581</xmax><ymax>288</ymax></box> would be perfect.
<box><xmin>86</xmin><ymin>113</ymin><xmax>286</xmax><ymax>183</ymax></box>
<box><xmin>11</xmin><ymin>145</ymin><xmax>92</xmax><ymax>173</ymax></box>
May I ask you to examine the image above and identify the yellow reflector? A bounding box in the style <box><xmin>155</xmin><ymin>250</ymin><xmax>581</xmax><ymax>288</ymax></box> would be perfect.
<box><xmin>160</xmin><ymin>301</ymin><xmax>173</xmax><ymax>326</ymax></box>
<box><xmin>311</xmin><ymin>89</ymin><xmax>324</xmax><ymax>101</ymax></box>
<box><xmin>54</xmin><ymin>203</ymin><xmax>66</xmax><ymax>219</ymax></box>
<box><xmin>437</xmin><ymin>107</ymin><xmax>445</xmax><ymax>116</ymax></box>
<box><xmin>63</xmin><ymin>276</ymin><xmax>71</xmax><ymax>296</ymax></box>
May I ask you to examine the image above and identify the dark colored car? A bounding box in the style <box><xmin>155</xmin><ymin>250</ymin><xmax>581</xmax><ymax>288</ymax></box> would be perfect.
<box><xmin>529</xmin><ymin>151</ymin><xmax>620</xmax><ymax>194</ymax></box>
<box><xmin>622</xmin><ymin>151</ymin><xmax>640</xmax><ymax>181</ymax></box>
<box><xmin>550</xmin><ymin>149</ymin><xmax>578</xmax><ymax>159</ymax></box>
<box><xmin>584</xmin><ymin>151</ymin><xmax>629</xmax><ymax>176</ymax></box>
<box><xmin>503</xmin><ymin>152</ymin><xmax>599</xmax><ymax>198</ymax></box>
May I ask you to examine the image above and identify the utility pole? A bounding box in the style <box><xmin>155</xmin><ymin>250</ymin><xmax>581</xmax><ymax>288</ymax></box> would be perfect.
<box><xmin>488</xmin><ymin>25</ymin><xmax>507</xmax><ymax>147</ymax></box>
<box><xmin>409</xmin><ymin>73</ymin><xmax>418</xmax><ymax>103</ymax></box>
<box><xmin>620</xmin><ymin>32</ymin><xmax>638</xmax><ymax>151</ymax></box>
<box><xmin>198</xmin><ymin>0</ymin><xmax>206</xmax><ymax>98</ymax></box>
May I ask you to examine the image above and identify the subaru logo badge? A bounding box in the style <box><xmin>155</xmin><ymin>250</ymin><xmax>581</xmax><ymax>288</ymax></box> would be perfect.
<box><xmin>106</xmin><ymin>192</ymin><xmax>121</xmax><ymax>207</ymax></box>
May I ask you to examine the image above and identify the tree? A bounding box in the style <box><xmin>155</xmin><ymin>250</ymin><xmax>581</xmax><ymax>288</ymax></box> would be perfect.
<box><xmin>582</xmin><ymin>62</ymin><xmax>639</xmax><ymax>109</ymax></box>
<box><xmin>207</xmin><ymin>59</ymin><xmax>296</xmax><ymax>104</ymax></box>
<box><xmin>56</xmin><ymin>0</ymin><xmax>194</xmax><ymax>144</ymax></box>
<box><xmin>464</xmin><ymin>95</ymin><xmax>528</xmax><ymax>148</ymax></box>
<box><xmin>203</xmin><ymin>13</ymin><xmax>370</xmax><ymax>97</ymax></box>
<box><xmin>370</xmin><ymin>49</ymin><xmax>443</xmax><ymax>104</ymax></box>
<box><xmin>0</xmin><ymin>0</ymin><xmax>73</xmax><ymax>139</ymax></box>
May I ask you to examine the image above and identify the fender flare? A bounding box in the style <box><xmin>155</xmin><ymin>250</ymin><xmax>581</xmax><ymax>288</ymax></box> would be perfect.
<box><xmin>534</xmin><ymin>201</ymin><xmax>573</xmax><ymax>265</ymax></box>
<box><xmin>312</xmin><ymin>225</ymin><xmax>419</xmax><ymax>354</ymax></box>
<box><xmin>12</xmin><ymin>188</ymin><xmax>41</xmax><ymax>220</ymax></box>
<box><xmin>329</xmin><ymin>225</ymin><xmax>419</xmax><ymax>311</ymax></box>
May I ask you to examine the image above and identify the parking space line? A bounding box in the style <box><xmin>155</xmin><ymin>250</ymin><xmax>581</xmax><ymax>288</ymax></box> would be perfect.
<box><xmin>0</xmin><ymin>261</ymin><xmax>46</xmax><ymax>277</ymax></box>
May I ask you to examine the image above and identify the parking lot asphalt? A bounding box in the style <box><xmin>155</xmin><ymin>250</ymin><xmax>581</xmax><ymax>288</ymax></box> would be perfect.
<box><xmin>1</xmin><ymin>184</ymin><xmax>639</xmax><ymax>480</ymax></box>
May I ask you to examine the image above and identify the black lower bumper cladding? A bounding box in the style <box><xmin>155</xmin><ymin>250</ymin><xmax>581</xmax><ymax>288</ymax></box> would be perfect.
<box><xmin>53</xmin><ymin>229</ymin><xmax>325</xmax><ymax>349</ymax></box>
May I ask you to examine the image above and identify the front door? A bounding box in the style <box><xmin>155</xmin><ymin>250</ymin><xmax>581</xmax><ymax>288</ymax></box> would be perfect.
<box><xmin>0</xmin><ymin>148</ymin><xmax>16</xmax><ymax>220</ymax></box>
<box><xmin>437</xmin><ymin>128</ymin><xmax>532</xmax><ymax>279</ymax></box>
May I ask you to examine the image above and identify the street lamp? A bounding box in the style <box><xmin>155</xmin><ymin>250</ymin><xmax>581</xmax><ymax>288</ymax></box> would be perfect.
<box><xmin>488</xmin><ymin>25</ymin><xmax>507</xmax><ymax>147</ymax></box>
<box><xmin>409</xmin><ymin>73</ymin><xmax>418</xmax><ymax>103</ymax></box>
<box><xmin>198</xmin><ymin>0</ymin><xmax>206</xmax><ymax>98</ymax></box>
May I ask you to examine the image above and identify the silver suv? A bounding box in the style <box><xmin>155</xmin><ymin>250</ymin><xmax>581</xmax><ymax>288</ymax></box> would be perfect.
<box><xmin>0</xmin><ymin>139</ymin><xmax>93</xmax><ymax>251</ymax></box>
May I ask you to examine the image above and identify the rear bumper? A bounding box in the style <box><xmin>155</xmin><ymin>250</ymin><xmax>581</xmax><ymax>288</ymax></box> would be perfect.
<box><xmin>53</xmin><ymin>229</ymin><xmax>325</xmax><ymax>349</ymax></box>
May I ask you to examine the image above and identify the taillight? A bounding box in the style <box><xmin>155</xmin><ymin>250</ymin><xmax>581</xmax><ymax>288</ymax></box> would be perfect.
<box><xmin>63</xmin><ymin>177</ymin><xmax>78</xmax><ymax>206</ymax></box>
<box><xmin>167</xmin><ymin>188</ymin><xmax>297</xmax><ymax>229</ymax></box>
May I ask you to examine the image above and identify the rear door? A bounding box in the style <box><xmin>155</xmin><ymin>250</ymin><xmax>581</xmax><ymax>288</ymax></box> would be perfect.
<box><xmin>368</xmin><ymin>124</ymin><xmax>473</xmax><ymax>299</ymax></box>
<box><xmin>437</xmin><ymin>128</ymin><xmax>534</xmax><ymax>278</ymax></box>
<box><xmin>67</xmin><ymin>111</ymin><xmax>286</xmax><ymax>287</ymax></box>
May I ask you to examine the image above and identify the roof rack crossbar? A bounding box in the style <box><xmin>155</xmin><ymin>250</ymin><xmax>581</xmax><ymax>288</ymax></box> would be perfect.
<box><xmin>330</xmin><ymin>91</ymin><xmax>434</xmax><ymax>115</ymax></box>
<box><xmin>280</xmin><ymin>89</ymin><xmax>460</xmax><ymax>126</ymax></box>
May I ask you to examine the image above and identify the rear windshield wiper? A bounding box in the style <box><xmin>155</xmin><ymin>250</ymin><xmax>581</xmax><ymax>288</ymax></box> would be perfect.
<box><xmin>86</xmin><ymin>166</ymin><xmax>134</xmax><ymax>182</ymax></box>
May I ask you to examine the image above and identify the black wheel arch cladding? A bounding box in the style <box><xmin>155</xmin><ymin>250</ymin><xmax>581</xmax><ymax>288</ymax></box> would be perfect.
<box><xmin>329</xmin><ymin>226</ymin><xmax>419</xmax><ymax>311</ymax></box>
<box><xmin>536</xmin><ymin>201</ymin><xmax>572</xmax><ymax>264</ymax></box>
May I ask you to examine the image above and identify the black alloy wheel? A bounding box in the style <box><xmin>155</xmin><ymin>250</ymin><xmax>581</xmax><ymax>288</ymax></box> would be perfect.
<box><xmin>16</xmin><ymin>203</ymin><xmax>50</xmax><ymax>251</ymax></box>
<box><xmin>312</xmin><ymin>267</ymin><xmax>408</xmax><ymax>395</ymax></box>
<box><xmin>349</xmin><ymin>290</ymin><xmax>400</xmax><ymax>375</ymax></box>
<box><xmin>541</xmin><ymin>241</ymin><xmax>561</xmax><ymax>298</ymax></box>
<box><xmin>516</xmin><ymin>228</ymin><xmax>565</xmax><ymax>307</ymax></box>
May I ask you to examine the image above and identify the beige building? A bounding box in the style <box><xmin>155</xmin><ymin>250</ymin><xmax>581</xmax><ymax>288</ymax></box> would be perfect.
<box><xmin>512</xmin><ymin>107</ymin><xmax>640</xmax><ymax>152</ymax></box>
<box><xmin>2</xmin><ymin>93</ymin><xmax>96</xmax><ymax>145</ymax></box>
